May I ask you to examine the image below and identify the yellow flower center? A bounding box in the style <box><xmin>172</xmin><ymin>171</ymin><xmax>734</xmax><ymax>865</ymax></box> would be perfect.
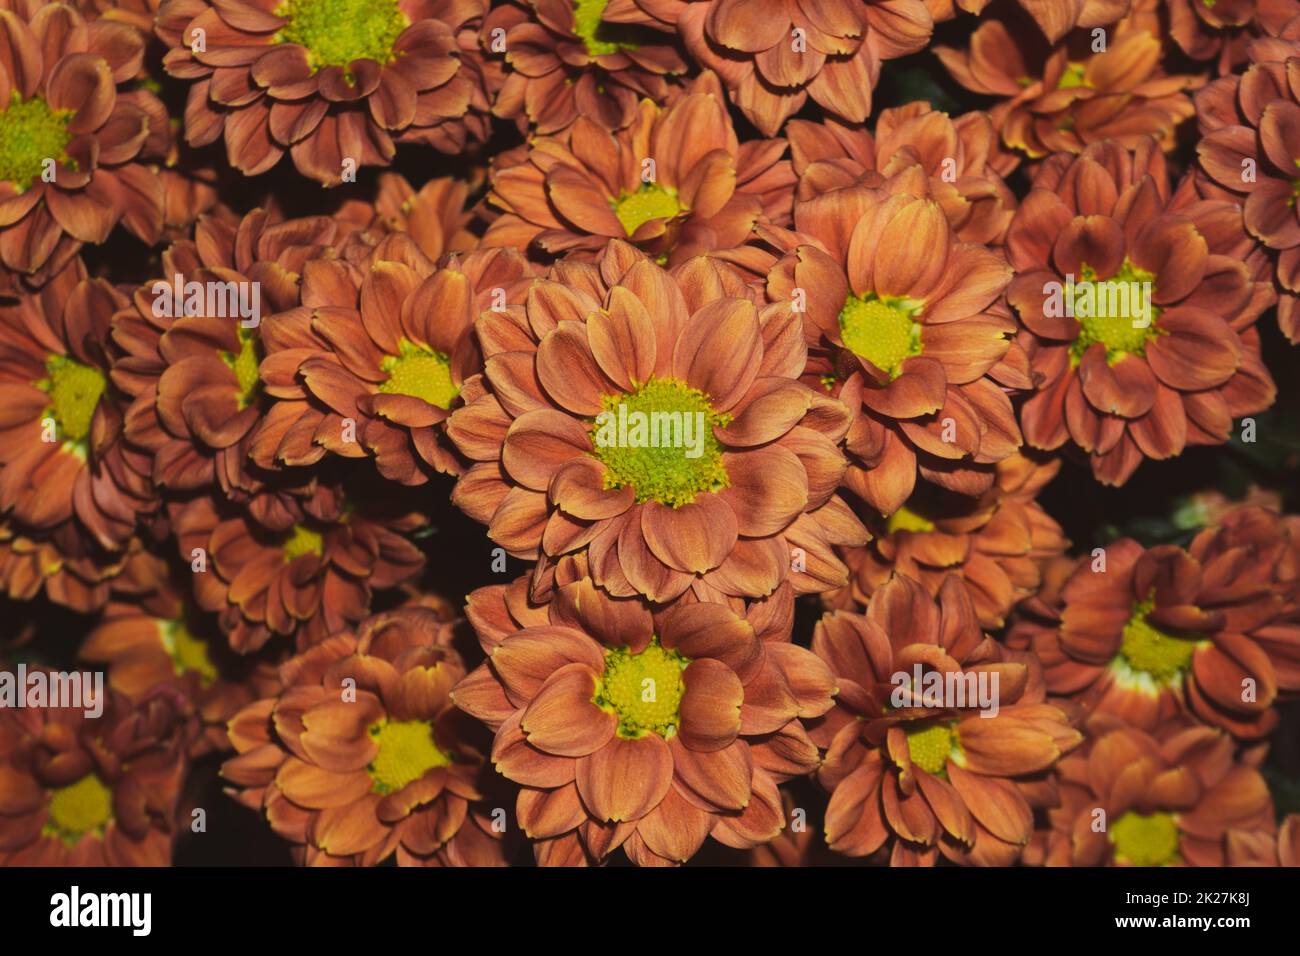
<box><xmin>1116</xmin><ymin>596</ymin><xmax>1198</xmax><ymax>685</ymax></box>
<box><xmin>1068</xmin><ymin>260</ymin><xmax>1162</xmax><ymax>365</ymax></box>
<box><xmin>595</xmin><ymin>639</ymin><xmax>688</xmax><ymax>738</ymax></box>
<box><xmin>589</xmin><ymin>377</ymin><xmax>730</xmax><ymax>507</ymax></box>
<box><xmin>839</xmin><ymin>294</ymin><xmax>923</xmax><ymax>378</ymax></box>
<box><xmin>379</xmin><ymin>339</ymin><xmax>459</xmax><ymax>409</ymax></box>
<box><xmin>613</xmin><ymin>183</ymin><xmax>681</xmax><ymax>236</ymax></box>
<box><xmin>40</xmin><ymin>355</ymin><xmax>106</xmax><ymax>445</ymax></box>
<box><xmin>282</xmin><ymin>524</ymin><xmax>324</xmax><ymax>562</ymax></box>
<box><xmin>221</xmin><ymin>329</ymin><xmax>261</xmax><ymax>409</ymax></box>
<box><xmin>1057</xmin><ymin>62</ymin><xmax>1091</xmax><ymax>89</ymax></box>
<box><xmin>160</xmin><ymin>619</ymin><xmax>218</xmax><ymax>686</ymax></box>
<box><xmin>45</xmin><ymin>774</ymin><xmax>113</xmax><ymax>845</ymax></box>
<box><xmin>886</xmin><ymin>504</ymin><xmax>936</xmax><ymax>534</ymax></box>
<box><xmin>573</xmin><ymin>0</ymin><xmax>640</xmax><ymax>56</ymax></box>
<box><xmin>366</xmin><ymin>718</ymin><xmax>451</xmax><ymax>794</ymax></box>
<box><xmin>905</xmin><ymin>721</ymin><xmax>956</xmax><ymax>776</ymax></box>
<box><xmin>0</xmin><ymin>93</ymin><xmax>73</xmax><ymax>192</ymax></box>
<box><xmin>1109</xmin><ymin>810</ymin><xmax>1181</xmax><ymax>866</ymax></box>
<box><xmin>275</xmin><ymin>0</ymin><xmax>408</xmax><ymax>73</ymax></box>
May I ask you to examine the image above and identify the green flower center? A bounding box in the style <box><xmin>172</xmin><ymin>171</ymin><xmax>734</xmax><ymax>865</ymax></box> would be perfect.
<box><xmin>221</xmin><ymin>330</ymin><xmax>261</xmax><ymax>409</ymax></box>
<box><xmin>573</xmin><ymin>0</ymin><xmax>640</xmax><ymax>56</ymax></box>
<box><xmin>160</xmin><ymin>619</ymin><xmax>218</xmax><ymax>686</ymax></box>
<box><xmin>275</xmin><ymin>0</ymin><xmax>408</xmax><ymax>73</ymax></box>
<box><xmin>1057</xmin><ymin>62</ymin><xmax>1091</xmax><ymax>89</ymax></box>
<box><xmin>595</xmin><ymin>639</ymin><xmax>688</xmax><ymax>738</ymax></box>
<box><xmin>905</xmin><ymin>721</ymin><xmax>956</xmax><ymax>776</ymax></box>
<box><xmin>612</xmin><ymin>183</ymin><xmax>681</xmax><ymax>237</ymax></box>
<box><xmin>282</xmin><ymin>524</ymin><xmax>324</xmax><ymax>562</ymax></box>
<box><xmin>1109</xmin><ymin>810</ymin><xmax>1181</xmax><ymax>866</ymax></box>
<box><xmin>0</xmin><ymin>94</ymin><xmax>73</xmax><ymax>192</ymax></box>
<box><xmin>589</xmin><ymin>377</ymin><xmax>730</xmax><ymax>508</ymax></box>
<box><xmin>1068</xmin><ymin>260</ymin><xmax>1162</xmax><ymax>365</ymax></box>
<box><xmin>886</xmin><ymin>504</ymin><xmax>935</xmax><ymax>534</ymax></box>
<box><xmin>839</xmin><ymin>294</ymin><xmax>923</xmax><ymax>378</ymax></box>
<box><xmin>379</xmin><ymin>339</ymin><xmax>458</xmax><ymax>409</ymax></box>
<box><xmin>45</xmin><ymin>774</ymin><xmax>113</xmax><ymax>846</ymax></box>
<box><xmin>366</xmin><ymin>718</ymin><xmax>450</xmax><ymax>794</ymax></box>
<box><xmin>1116</xmin><ymin>596</ymin><xmax>1199</xmax><ymax>685</ymax></box>
<box><xmin>40</xmin><ymin>355</ymin><xmax>105</xmax><ymax>445</ymax></box>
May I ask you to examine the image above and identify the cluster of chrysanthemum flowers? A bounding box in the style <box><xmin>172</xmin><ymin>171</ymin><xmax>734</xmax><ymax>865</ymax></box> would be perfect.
<box><xmin>0</xmin><ymin>0</ymin><xmax>1298</xmax><ymax>870</ymax></box>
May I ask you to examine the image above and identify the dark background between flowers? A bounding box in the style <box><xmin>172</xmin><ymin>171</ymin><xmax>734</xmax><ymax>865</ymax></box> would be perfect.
<box><xmin>5</xmin><ymin>6</ymin><xmax>1298</xmax><ymax>865</ymax></box>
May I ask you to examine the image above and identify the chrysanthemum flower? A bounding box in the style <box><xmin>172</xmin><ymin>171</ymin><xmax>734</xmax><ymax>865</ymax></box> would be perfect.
<box><xmin>447</xmin><ymin>239</ymin><xmax>865</xmax><ymax>603</ymax></box>
<box><xmin>156</xmin><ymin>0</ymin><xmax>492</xmax><ymax>185</ymax></box>
<box><xmin>483</xmin><ymin>0</ymin><xmax>687</xmax><ymax>134</ymax></box>
<box><xmin>766</xmin><ymin>183</ymin><xmax>1025</xmax><ymax>517</ymax></box>
<box><xmin>623</xmin><ymin>0</ymin><xmax>933</xmax><ymax>137</ymax></box>
<box><xmin>996</xmin><ymin>0</ymin><xmax>1133</xmax><ymax>43</ymax></box>
<box><xmin>786</xmin><ymin>102</ymin><xmax>1018</xmax><ymax>245</ymax></box>
<box><xmin>110</xmin><ymin>208</ymin><xmax>369</xmax><ymax>526</ymax></box>
<box><xmin>370</xmin><ymin>171</ymin><xmax>477</xmax><ymax>262</ymax></box>
<box><xmin>0</xmin><ymin>259</ymin><xmax>155</xmax><ymax>554</ymax></box>
<box><xmin>482</xmin><ymin>72</ymin><xmax>794</xmax><ymax>262</ymax></box>
<box><xmin>80</xmin><ymin>546</ymin><xmax>269</xmax><ymax>757</ymax></box>
<box><xmin>221</xmin><ymin>607</ymin><xmax>506</xmax><ymax>866</ymax></box>
<box><xmin>0</xmin><ymin>682</ymin><xmax>188</xmax><ymax>865</ymax></box>
<box><xmin>253</xmin><ymin>234</ymin><xmax>535</xmax><ymax>484</ymax></box>
<box><xmin>1031</xmin><ymin>717</ymin><xmax>1274</xmax><ymax>866</ymax></box>
<box><xmin>1228</xmin><ymin>813</ymin><xmax>1300</xmax><ymax>866</ymax></box>
<box><xmin>0</xmin><ymin>519</ymin><xmax>127</xmax><ymax>612</ymax></box>
<box><xmin>1197</xmin><ymin>17</ymin><xmax>1300</xmax><ymax>342</ymax></box>
<box><xmin>0</xmin><ymin>0</ymin><xmax>167</xmax><ymax>289</ymax></box>
<box><xmin>936</xmin><ymin>4</ymin><xmax>1201</xmax><ymax>160</ymax></box>
<box><xmin>1009</xmin><ymin>139</ymin><xmax>1276</xmax><ymax>485</ymax></box>
<box><xmin>169</xmin><ymin>474</ymin><xmax>426</xmax><ymax>654</ymax></box>
<box><xmin>809</xmin><ymin>574</ymin><xmax>1080</xmax><ymax>865</ymax></box>
<box><xmin>811</xmin><ymin>574</ymin><xmax>1076</xmax><ymax>868</ymax></box>
<box><xmin>453</xmin><ymin>574</ymin><xmax>834</xmax><ymax>865</ymax></box>
<box><xmin>1168</xmin><ymin>0</ymin><xmax>1296</xmax><ymax>73</ymax></box>
<box><xmin>1007</xmin><ymin>507</ymin><xmax>1300</xmax><ymax>740</ymax></box>
<box><xmin>828</xmin><ymin>453</ymin><xmax>1069</xmax><ymax>629</ymax></box>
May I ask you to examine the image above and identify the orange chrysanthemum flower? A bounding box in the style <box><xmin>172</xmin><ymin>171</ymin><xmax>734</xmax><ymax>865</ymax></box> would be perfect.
<box><xmin>453</xmin><ymin>574</ymin><xmax>834</xmax><ymax>865</ymax></box>
<box><xmin>0</xmin><ymin>520</ymin><xmax>127</xmax><ymax>612</ymax></box>
<box><xmin>1168</xmin><ymin>0</ymin><xmax>1297</xmax><ymax>73</ymax></box>
<box><xmin>79</xmin><ymin>546</ymin><xmax>273</xmax><ymax>757</ymax></box>
<box><xmin>0</xmin><ymin>260</ymin><xmax>155</xmax><ymax>558</ymax></box>
<box><xmin>482</xmin><ymin>73</ymin><xmax>795</xmax><ymax>262</ymax></box>
<box><xmin>786</xmin><ymin>102</ymin><xmax>1018</xmax><ymax>245</ymax></box>
<box><xmin>619</xmin><ymin>0</ymin><xmax>933</xmax><ymax>137</ymax></box>
<box><xmin>936</xmin><ymin>2</ymin><xmax>1202</xmax><ymax>160</ymax></box>
<box><xmin>809</xmin><ymin>574</ymin><xmax>1081</xmax><ymax>865</ymax></box>
<box><xmin>1009</xmin><ymin>139</ymin><xmax>1277</xmax><ymax>486</ymax></box>
<box><xmin>253</xmin><ymin>234</ymin><xmax>535</xmax><ymax>483</ymax></box>
<box><xmin>766</xmin><ymin>184</ymin><xmax>1025</xmax><ymax>517</ymax></box>
<box><xmin>1197</xmin><ymin>16</ymin><xmax>1300</xmax><ymax>341</ymax></box>
<box><xmin>1227</xmin><ymin>813</ymin><xmax>1300</xmax><ymax>866</ymax></box>
<box><xmin>156</xmin><ymin>0</ymin><xmax>492</xmax><ymax>185</ymax></box>
<box><xmin>168</xmin><ymin>475</ymin><xmax>426</xmax><ymax>654</ymax></box>
<box><xmin>828</xmin><ymin>453</ymin><xmax>1069</xmax><ymax>630</ymax></box>
<box><xmin>1007</xmin><ymin>506</ymin><xmax>1300</xmax><ymax>740</ymax></box>
<box><xmin>0</xmin><ymin>683</ymin><xmax>188</xmax><ymax>865</ymax></box>
<box><xmin>222</xmin><ymin>608</ymin><xmax>507</xmax><ymax>866</ymax></box>
<box><xmin>483</xmin><ymin>0</ymin><xmax>687</xmax><ymax>134</ymax></box>
<box><xmin>447</xmin><ymin>239</ymin><xmax>866</xmax><ymax>604</ymax></box>
<box><xmin>369</xmin><ymin>171</ymin><xmax>477</xmax><ymax>262</ymax></box>
<box><xmin>0</xmin><ymin>0</ymin><xmax>167</xmax><ymax>289</ymax></box>
<box><xmin>1028</xmin><ymin>717</ymin><xmax>1275</xmax><ymax>866</ymax></box>
<box><xmin>110</xmin><ymin>208</ymin><xmax>371</xmax><ymax>525</ymax></box>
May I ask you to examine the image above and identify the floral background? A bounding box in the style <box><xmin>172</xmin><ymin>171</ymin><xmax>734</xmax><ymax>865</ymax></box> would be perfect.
<box><xmin>0</xmin><ymin>0</ymin><xmax>1298</xmax><ymax>867</ymax></box>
